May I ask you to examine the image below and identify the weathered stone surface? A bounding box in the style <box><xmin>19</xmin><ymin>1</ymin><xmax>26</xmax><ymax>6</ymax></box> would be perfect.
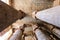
<box><xmin>36</xmin><ymin>6</ymin><xmax>60</xmax><ymax>28</ymax></box>
<box><xmin>13</xmin><ymin>0</ymin><xmax>54</xmax><ymax>16</ymax></box>
<box><xmin>53</xmin><ymin>0</ymin><xmax>60</xmax><ymax>6</ymax></box>
<box><xmin>24</xmin><ymin>27</ymin><xmax>33</xmax><ymax>35</ymax></box>
<box><xmin>25</xmin><ymin>36</ymin><xmax>36</xmax><ymax>40</ymax></box>
<box><xmin>0</xmin><ymin>1</ymin><xmax>25</xmax><ymax>32</ymax></box>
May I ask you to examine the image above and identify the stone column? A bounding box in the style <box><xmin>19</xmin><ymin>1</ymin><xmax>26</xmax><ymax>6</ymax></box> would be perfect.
<box><xmin>9</xmin><ymin>29</ymin><xmax>22</xmax><ymax>40</ymax></box>
<box><xmin>34</xmin><ymin>29</ymin><xmax>49</xmax><ymax>40</ymax></box>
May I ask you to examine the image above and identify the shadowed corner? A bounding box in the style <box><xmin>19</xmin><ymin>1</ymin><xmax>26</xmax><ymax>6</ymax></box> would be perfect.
<box><xmin>0</xmin><ymin>1</ymin><xmax>25</xmax><ymax>34</ymax></box>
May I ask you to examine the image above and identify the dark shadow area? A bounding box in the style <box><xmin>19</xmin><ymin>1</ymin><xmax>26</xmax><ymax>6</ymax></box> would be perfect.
<box><xmin>0</xmin><ymin>1</ymin><xmax>25</xmax><ymax>33</ymax></box>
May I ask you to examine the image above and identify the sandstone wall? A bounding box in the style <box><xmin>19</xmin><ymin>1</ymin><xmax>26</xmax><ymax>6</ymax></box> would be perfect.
<box><xmin>53</xmin><ymin>0</ymin><xmax>60</xmax><ymax>6</ymax></box>
<box><xmin>13</xmin><ymin>0</ymin><xmax>54</xmax><ymax>15</ymax></box>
